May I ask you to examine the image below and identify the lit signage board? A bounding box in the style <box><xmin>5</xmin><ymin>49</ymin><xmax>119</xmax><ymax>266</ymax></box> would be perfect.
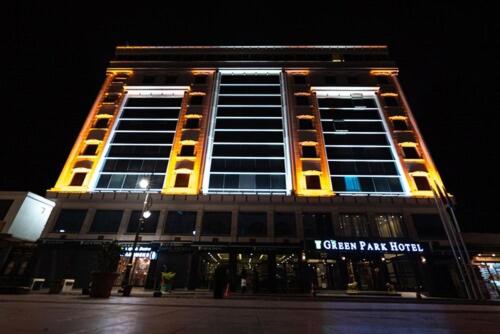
<box><xmin>123</xmin><ymin>246</ymin><xmax>157</xmax><ymax>259</ymax></box>
<box><xmin>311</xmin><ymin>239</ymin><xmax>426</xmax><ymax>254</ymax></box>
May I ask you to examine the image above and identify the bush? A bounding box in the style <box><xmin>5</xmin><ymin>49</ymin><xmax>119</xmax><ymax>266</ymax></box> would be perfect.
<box><xmin>96</xmin><ymin>241</ymin><xmax>122</xmax><ymax>273</ymax></box>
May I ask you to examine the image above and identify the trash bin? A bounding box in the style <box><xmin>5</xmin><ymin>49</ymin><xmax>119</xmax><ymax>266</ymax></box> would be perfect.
<box><xmin>31</xmin><ymin>278</ymin><xmax>45</xmax><ymax>291</ymax></box>
<box><xmin>61</xmin><ymin>279</ymin><xmax>75</xmax><ymax>293</ymax></box>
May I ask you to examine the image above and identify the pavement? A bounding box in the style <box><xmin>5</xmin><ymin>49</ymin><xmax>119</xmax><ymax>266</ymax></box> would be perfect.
<box><xmin>1</xmin><ymin>292</ymin><xmax>500</xmax><ymax>333</ymax></box>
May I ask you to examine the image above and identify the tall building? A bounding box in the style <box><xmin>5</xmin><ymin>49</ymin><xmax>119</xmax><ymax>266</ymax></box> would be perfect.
<box><xmin>37</xmin><ymin>46</ymin><xmax>474</xmax><ymax>297</ymax></box>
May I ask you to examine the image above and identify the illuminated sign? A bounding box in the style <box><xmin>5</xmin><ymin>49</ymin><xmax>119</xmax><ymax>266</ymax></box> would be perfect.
<box><xmin>312</xmin><ymin>239</ymin><xmax>425</xmax><ymax>253</ymax></box>
<box><xmin>123</xmin><ymin>246</ymin><xmax>157</xmax><ymax>259</ymax></box>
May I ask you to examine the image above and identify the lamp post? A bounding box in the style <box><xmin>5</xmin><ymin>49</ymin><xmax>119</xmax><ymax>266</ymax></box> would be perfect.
<box><xmin>121</xmin><ymin>177</ymin><xmax>152</xmax><ymax>296</ymax></box>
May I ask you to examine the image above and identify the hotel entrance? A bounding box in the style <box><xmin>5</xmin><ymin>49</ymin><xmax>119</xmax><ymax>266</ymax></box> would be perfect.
<box><xmin>307</xmin><ymin>254</ymin><xmax>419</xmax><ymax>292</ymax></box>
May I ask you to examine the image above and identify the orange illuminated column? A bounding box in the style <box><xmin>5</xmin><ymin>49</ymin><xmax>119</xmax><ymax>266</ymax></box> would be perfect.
<box><xmin>285</xmin><ymin>71</ymin><xmax>334</xmax><ymax>197</ymax></box>
<box><xmin>50</xmin><ymin>71</ymin><xmax>132</xmax><ymax>193</ymax></box>
<box><xmin>162</xmin><ymin>71</ymin><xmax>215</xmax><ymax>195</ymax></box>
<box><xmin>372</xmin><ymin>70</ymin><xmax>445</xmax><ymax>197</ymax></box>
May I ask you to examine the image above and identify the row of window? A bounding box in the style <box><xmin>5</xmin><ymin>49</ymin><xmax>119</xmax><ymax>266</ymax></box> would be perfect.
<box><xmin>319</xmin><ymin>96</ymin><xmax>404</xmax><ymax>194</ymax></box>
<box><xmin>96</xmin><ymin>174</ymin><xmax>165</xmax><ymax>190</ymax></box>
<box><xmin>96</xmin><ymin>97</ymin><xmax>182</xmax><ymax>191</ymax></box>
<box><xmin>320</xmin><ymin>108</ymin><xmax>381</xmax><ymax>120</ymax></box>
<box><xmin>52</xmin><ymin>210</ymin><xmax>420</xmax><ymax>239</ymax></box>
<box><xmin>321</xmin><ymin>120</ymin><xmax>385</xmax><ymax>133</ymax></box>
<box><xmin>208</xmin><ymin>174</ymin><xmax>287</xmax><ymax>191</ymax></box>
<box><xmin>332</xmin><ymin>176</ymin><xmax>404</xmax><ymax>193</ymax></box>
<box><xmin>121</xmin><ymin>108</ymin><xmax>180</xmax><ymax>119</ymax></box>
<box><xmin>207</xmin><ymin>73</ymin><xmax>289</xmax><ymax>194</ymax></box>
<box><xmin>323</xmin><ymin>133</ymin><xmax>389</xmax><ymax>146</ymax></box>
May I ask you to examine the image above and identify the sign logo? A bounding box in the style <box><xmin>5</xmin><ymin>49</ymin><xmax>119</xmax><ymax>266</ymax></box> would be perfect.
<box><xmin>313</xmin><ymin>239</ymin><xmax>425</xmax><ymax>253</ymax></box>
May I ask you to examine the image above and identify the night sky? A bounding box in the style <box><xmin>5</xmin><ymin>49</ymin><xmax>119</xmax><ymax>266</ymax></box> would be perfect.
<box><xmin>4</xmin><ymin>2</ymin><xmax>497</xmax><ymax>232</ymax></box>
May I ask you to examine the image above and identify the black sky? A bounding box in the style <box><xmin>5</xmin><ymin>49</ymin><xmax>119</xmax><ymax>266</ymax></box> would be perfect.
<box><xmin>4</xmin><ymin>2</ymin><xmax>498</xmax><ymax>232</ymax></box>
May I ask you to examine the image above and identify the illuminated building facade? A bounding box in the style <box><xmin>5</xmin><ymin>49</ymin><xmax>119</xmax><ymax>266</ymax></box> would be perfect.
<box><xmin>36</xmin><ymin>46</ymin><xmax>471</xmax><ymax>297</ymax></box>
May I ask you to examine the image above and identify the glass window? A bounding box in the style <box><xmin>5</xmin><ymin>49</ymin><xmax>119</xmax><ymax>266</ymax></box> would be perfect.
<box><xmin>163</xmin><ymin>75</ymin><xmax>177</xmax><ymax>84</ymax></box>
<box><xmin>238</xmin><ymin>212</ymin><xmax>267</xmax><ymax>236</ymax></box>
<box><xmin>185</xmin><ymin>118</ymin><xmax>200</xmax><ymax>129</ymax></box>
<box><xmin>384</xmin><ymin>96</ymin><xmax>399</xmax><ymax>107</ymax></box>
<box><xmin>274</xmin><ymin>212</ymin><xmax>296</xmax><ymax>237</ymax></box>
<box><xmin>414</xmin><ymin>176</ymin><xmax>432</xmax><ymax>191</ymax></box>
<box><xmin>305</xmin><ymin>175</ymin><xmax>321</xmax><ymax>190</ymax></box>
<box><xmin>0</xmin><ymin>199</ymin><xmax>13</xmax><ymax>220</ymax></box>
<box><xmin>174</xmin><ymin>174</ymin><xmax>190</xmax><ymax>187</ymax></box>
<box><xmin>325</xmin><ymin>76</ymin><xmax>337</xmax><ymax>85</ymax></box>
<box><xmin>201</xmin><ymin>212</ymin><xmax>232</xmax><ymax>236</ymax></box>
<box><xmin>95</xmin><ymin>96</ymin><xmax>182</xmax><ymax>191</ymax></box>
<box><xmin>375</xmin><ymin>214</ymin><xmax>405</xmax><ymax>238</ymax></box>
<box><xmin>402</xmin><ymin>146</ymin><xmax>420</xmax><ymax>159</ymax></box>
<box><xmin>127</xmin><ymin>210</ymin><xmax>159</xmax><ymax>233</ymax></box>
<box><xmin>347</xmin><ymin>76</ymin><xmax>359</xmax><ymax>85</ymax></box>
<box><xmin>220</xmin><ymin>75</ymin><xmax>279</xmax><ymax>84</ymax></box>
<box><xmin>336</xmin><ymin>214</ymin><xmax>370</xmax><ymax>237</ymax></box>
<box><xmin>164</xmin><ymin>211</ymin><xmax>197</xmax><ymax>235</ymax></box>
<box><xmin>302</xmin><ymin>146</ymin><xmax>317</xmax><ymax>158</ymax></box>
<box><xmin>298</xmin><ymin>119</ymin><xmax>314</xmax><ymax>130</ymax></box>
<box><xmin>303</xmin><ymin>212</ymin><xmax>333</xmax><ymax>238</ymax></box>
<box><xmin>376</xmin><ymin>76</ymin><xmax>390</xmax><ymax>85</ymax></box>
<box><xmin>70</xmin><ymin>173</ymin><xmax>87</xmax><ymax>186</ymax></box>
<box><xmin>93</xmin><ymin>118</ymin><xmax>109</xmax><ymax>128</ymax></box>
<box><xmin>392</xmin><ymin>119</ymin><xmax>409</xmax><ymax>131</ymax></box>
<box><xmin>89</xmin><ymin>210</ymin><xmax>123</xmax><ymax>233</ymax></box>
<box><xmin>295</xmin><ymin>96</ymin><xmax>310</xmax><ymax>106</ymax></box>
<box><xmin>207</xmin><ymin>73</ymin><xmax>288</xmax><ymax>194</ymax></box>
<box><xmin>318</xmin><ymin>93</ymin><xmax>405</xmax><ymax>195</ymax></box>
<box><xmin>293</xmin><ymin>75</ymin><xmax>307</xmax><ymax>85</ymax></box>
<box><xmin>126</xmin><ymin>98</ymin><xmax>182</xmax><ymax>107</ymax></box>
<box><xmin>52</xmin><ymin>209</ymin><xmax>87</xmax><ymax>233</ymax></box>
<box><xmin>82</xmin><ymin>144</ymin><xmax>98</xmax><ymax>156</ymax></box>
<box><xmin>121</xmin><ymin>108</ymin><xmax>180</xmax><ymax>119</ymax></box>
<box><xmin>412</xmin><ymin>214</ymin><xmax>446</xmax><ymax>239</ymax></box>
<box><xmin>142</xmin><ymin>75</ymin><xmax>156</xmax><ymax>84</ymax></box>
<box><xmin>177</xmin><ymin>144</ymin><xmax>194</xmax><ymax>157</ymax></box>
<box><xmin>194</xmin><ymin>75</ymin><xmax>207</xmax><ymax>84</ymax></box>
<box><xmin>189</xmin><ymin>95</ymin><xmax>204</xmax><ymax>105</ymax></box>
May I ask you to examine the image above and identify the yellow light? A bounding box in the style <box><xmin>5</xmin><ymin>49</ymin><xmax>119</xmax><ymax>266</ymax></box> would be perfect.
<box><xmin>51</xmin><ymin>72</ymin><xmax>130</xmax><ymax>193</ymax></box>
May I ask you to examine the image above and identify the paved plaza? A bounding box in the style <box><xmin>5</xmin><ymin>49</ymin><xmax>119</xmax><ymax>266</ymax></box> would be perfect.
<box><xmin>1</xmin><ymin>294</ymin><xmax>499</xmax><ymax>333</ymax></box>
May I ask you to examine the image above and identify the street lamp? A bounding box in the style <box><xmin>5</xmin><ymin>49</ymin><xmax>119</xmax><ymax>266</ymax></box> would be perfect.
<box><xmin>121</xmin><ymin>177</ymin><xmax>152</xmax><ymax>296</ymax></box>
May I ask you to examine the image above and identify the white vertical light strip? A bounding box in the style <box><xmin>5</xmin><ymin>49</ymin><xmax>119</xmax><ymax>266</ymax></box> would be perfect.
<box><xmin>373</xmin><ymin>93</ymin><xmax>411</xmax><ymax>195</ymax></box>
<box><xmin>279</xmin><ymin>70</ymin><xmax>293</xmax><ymax>195</ymax></box>
<box><xmin>201</xmin><ymin>71</ymin><xmax>221</xmax><ymax>194</ymax></box>
<box><xmin>88</xmin><ymin>94</ymin><xmax>129</xmax><ymax>191</ymax></box>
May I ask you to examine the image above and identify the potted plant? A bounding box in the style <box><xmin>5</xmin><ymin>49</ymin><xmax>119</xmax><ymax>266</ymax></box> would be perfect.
<box><xmin>89</xmin><ymin>241</ymin><xmax>122</xmax><ymax>298</ymax></box>
<box><xmin>161</xmin><ymin>271</ymin><xmax>176</xmax><ymax>293</ymax></box>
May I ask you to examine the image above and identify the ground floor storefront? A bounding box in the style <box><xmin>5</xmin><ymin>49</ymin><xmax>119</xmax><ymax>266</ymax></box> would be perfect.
<box><xmin>472</xmin><ymin>255</ymin><xmax>500</xmax><ymax>299</ymax></box>
<box><xmin>32</xmin><ymin>239</ymin><xmax>464</xmax><ymax>297</ymax></box>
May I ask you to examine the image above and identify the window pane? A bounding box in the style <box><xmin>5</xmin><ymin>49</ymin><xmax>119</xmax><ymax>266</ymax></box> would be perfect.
<box><xmin>89</xmin><ymin>210</ymin><xmax>123</xmax><ymax>233</ymax></box>
<box><xmin>375</xmin><ymin>214</ymin><xmax>405</xmax><ymax>238</ymax></box>
<box><xmin>164</xmin><ymin>211</ymin><xmax>197</xmax><ymax>235</ymax></box>
<box><xmin>412</xmin><ymin>214</ymin><xmax>446</xmax><ymax>239</ymax></box>
<box><xmin>201</xmin><ymin>212</ymin><xmax>232</xmax><ymax>236</ymax></box>
<box><xmin>274</xmin><ymin>212</ymin><xmax>296</xmax><ymax>237</ymax></box>
<box><xmin>336</xmin><ymin>214</ymin><xmax>369</xmax><ymax>237</ymax></box>
<box><xmin>52</xmin><ymin>209</ymin><xmax>87</xmax><ymax>233</ymax></box>
<box><xmin>238</xmin><ymin>212</ymin><xmax>267</xmax><ymax>236</ymax></box>
<box><xmin>303</xmin><ymin>213</ymin><xmax>333</xmax><ymax>238</ymax></box>
<box><xmin>127</xmin><ymin>210</ymin><xmax>159</xmax><ymax>233</ymax></box>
